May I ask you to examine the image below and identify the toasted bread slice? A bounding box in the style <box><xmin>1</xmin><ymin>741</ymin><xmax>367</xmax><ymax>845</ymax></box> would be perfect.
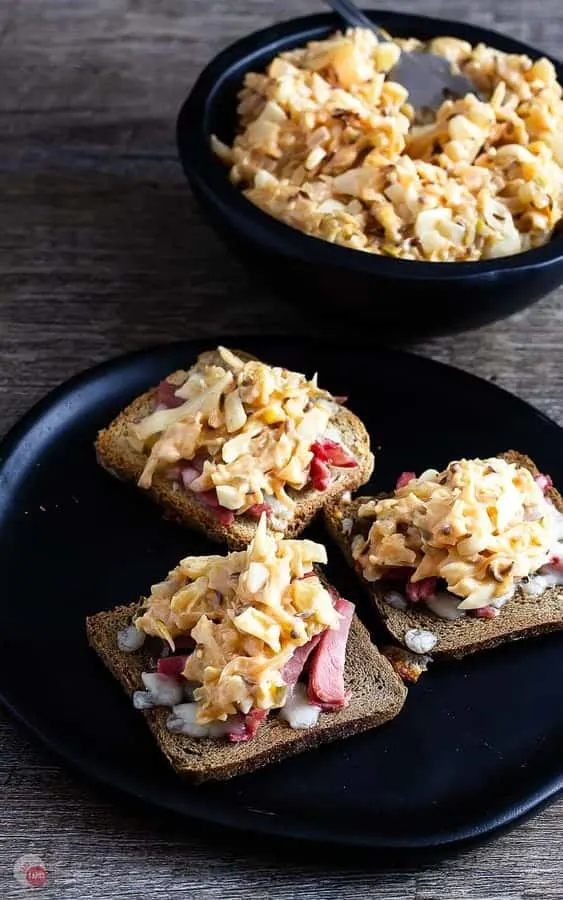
<box><xmin>95</xmin><ymin>349</ymin><xmax>374</xmax><ymax>549</ymax></box>
<box><xmin>86</xmin><ymin>603</ymin><xmax>407</xmax><ymax>783</ymax></box>
<box><xmin>324</xmin><ymin>451</ymin><xmax>563</xmax><ymax>659</ymax></box>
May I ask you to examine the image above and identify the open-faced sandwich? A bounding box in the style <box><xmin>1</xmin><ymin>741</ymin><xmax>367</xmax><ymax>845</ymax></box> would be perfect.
<box><xmin>86</xmin><ymin>516</ymin><xmax>406</xmax><ymax>781</ymax></box>
<box><xmin>95</xmin><ymin>346</ymin><xmax>373</xmax><ymax>548</ymax></box>
<box><xmin>325</xmin><ymin>451</ymin><xmax>563</xmax><ymax>659</ymax></box>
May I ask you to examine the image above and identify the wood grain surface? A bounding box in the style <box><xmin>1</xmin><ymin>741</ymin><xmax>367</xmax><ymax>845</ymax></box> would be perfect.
<box><xmin>0</xmin><ymin>0</ymin><xmax>562</xmax><ymax>897</ymax></box>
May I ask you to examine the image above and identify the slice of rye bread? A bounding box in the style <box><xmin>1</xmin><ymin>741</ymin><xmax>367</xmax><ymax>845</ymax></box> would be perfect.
<box><xmin>95</xmin><ymin>349</ymin><xmax>374</xmax><ymax>549</ymax></box>
<box><xmin>324</xmin><ymin>451</ymin><xmax>563</xmax><ymax>659</ymax></box>
<box><xmin>86</xmin><ymin>603</ymin><xmax>407</xmax><ymax>783</ymax></box>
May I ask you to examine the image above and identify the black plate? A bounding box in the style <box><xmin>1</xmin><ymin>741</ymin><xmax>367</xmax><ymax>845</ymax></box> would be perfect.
<box><xmin>0</xmin><ymin>337</ymin><xmax>562</xmax><ymax>849</ymax></box>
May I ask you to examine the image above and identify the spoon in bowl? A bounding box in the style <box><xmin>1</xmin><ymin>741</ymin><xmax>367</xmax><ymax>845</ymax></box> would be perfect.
<box><xmin>325</xmin><ymin>0</ymin><xmax>480</xmax><ymax>111</ymax></box>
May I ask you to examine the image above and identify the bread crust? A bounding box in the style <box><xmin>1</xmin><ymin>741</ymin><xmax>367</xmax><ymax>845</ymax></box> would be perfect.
<box><xmin>86</xmin><ymin>602</ymin><xmax>407</xmax><ymax>782</ymax></box>
<box><xmin>324</xmin><ymin>451</ymin><xmax>563</xmax><ymax>659</ymax></box>
<box><xmin>95</xmin><ymin>350</ymin><xmax>374</xmax><ymax>548</ymax></box>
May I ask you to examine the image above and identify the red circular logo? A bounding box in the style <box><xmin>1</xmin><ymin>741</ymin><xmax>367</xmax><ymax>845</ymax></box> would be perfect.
<box><xmin>26</xmin><ymin>865</ymin><xmax>48</xmax><ymax>888</ymax></box>
<box><xmin>13</xmin><ymin>855</ymin><xmax>49</xmax><ymax>890</ymax></box>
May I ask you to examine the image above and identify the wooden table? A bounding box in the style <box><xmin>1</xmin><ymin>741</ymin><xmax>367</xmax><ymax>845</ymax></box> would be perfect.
<box><xmin>0</xmin><ymin>1</ymin><xmax>562</xmax><ymax>896</ymax></box>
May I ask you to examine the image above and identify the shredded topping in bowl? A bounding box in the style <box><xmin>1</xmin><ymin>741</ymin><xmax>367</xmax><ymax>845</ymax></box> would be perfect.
<box><xmin>135</xmin><ymin>516</ymin><xmax>340</xmax><ymax>724</ymax></box>
<box><xmin>352</xmin><ymin>457</ymin><xmax>555</xmax><ymax>608</ymax></box>
<box><xmin>212</xmin><ymin>28</ymin><xmax>563</xmax><ymax>262</ymax></box>
<box><xmin>129</xmin><ymin>347</ymin><xmax>355</xmax><ymax>520</ymax></box>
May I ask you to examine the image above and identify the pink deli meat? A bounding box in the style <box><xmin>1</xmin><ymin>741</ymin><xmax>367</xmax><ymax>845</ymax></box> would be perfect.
<box><xmin>307</xmin><ymin>597</ymin><xmax>354</xmax><ymax>711</ymax></box>
<box><xmin>406</xmin><ymin>577</ymin><xmax>437</xmax><ymax>603</ymax></box>
<box><xmin>227</xmin><ymin>708</ymin><xmax>268</xmax><ymax>742</ymax></box>
<box><xmin>281</xmin><ymin>633</ymin><xmax>322</xmax><ymax>686</ymax></box>
<box><xmin>156</xmin><ymin>379</ymin><xmax>185</xmax><ymax>409</ymax></box>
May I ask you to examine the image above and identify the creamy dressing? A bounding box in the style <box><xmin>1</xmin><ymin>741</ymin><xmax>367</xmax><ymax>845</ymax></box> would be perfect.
<box><xmin>166</xmin><ymin>702</ymin><xmax>232</xmax><ymax>738</ymax></box>
<box><xmin>140</xmin><ymin>672</ymin><xmax>183</xmax><ymax>707</ymax></box>
<box><xmin>167</xmin><ymin>683</ymin><xmax>323</xmax><ymax>737</ymax></box>
<box><xmin>262</xmin><ymin>493</ymin><xmax>294</xmax><ymax>531</ymax></box>
<box><xmin>489</xmin><ymin>588</ymin><xmax>514</xmax><ymax>609</ymax></box>
<box><xmin>540</xmin><ymin>567</ymin><xmax>563</xmax><ymax>587</ymax></box>
<box><xmin>520</xmin><ymin>576</ymin><xmax>549</xmax><ymax>597</ymax></box>
<box><xmin>164</xmin><ymin>684</ymin><xmax>323</xmax><ymax>738</ymax></box>
<box><xmin>323</xmin><ymin>425</ymin><xmax>343</xmax><ymax>442</ymax></box>
<box><xmin>262</xmin><ymin>494</ymin><xmax>292</xmax><ymax>518</ymax></box>
<box><xmin>519</xmin><ymin>500</ymin><xmax>563</xmax><ymax>594</ymax></box>
<box><xmin>139</xmin><ymin>675</ymin><xmax>324</xmax><ymax>737</ymax></box>
<box><xmin>521</xmin><ymin>568</ymin><xmax>563</xmax><ymax>596</ymax></box>
<box><xmin>387</xmin><ymin>588</ymin><xmax>469</xmax><ymax>619</ymax></box>
<box><xmin>135</xmin><ymin>672</ymin><xmax>322</xmax><ymax>738</ymax></box>
<box><xmin>279</xmin><ymin>683</ymin><xmax>321</xmax><ymax>729</ymax></box>
<box><xmin>117</xmin><ymin>625</ymin><xmax>146</xmax><ymax>652</ymax></box>
<box><xmin>384</xmin><ymin>591</ymin><xmax>408</xmax><ymax>611</ymax></box>
<box><xmin>132</xmin><ymin>691</ymin><xmax>158</xmax><ymax>710</ymax></box>
<box><xmin>426</xmin><ymin>593</ymin><xmax>466</xmax><ymax>621</ymax></box>
<box><xmin>405</xmin><ymin>628</ymin><xmax>438</xmax><ymax>654</ymax></box>
<box><xmin>549</xmin><ymin>503</ymin><xmax>563</xmax><ymax>542</ymax></box>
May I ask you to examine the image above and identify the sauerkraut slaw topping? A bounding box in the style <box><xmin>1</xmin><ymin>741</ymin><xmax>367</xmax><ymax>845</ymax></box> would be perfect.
<box><xmin>129</xmin><ymin>347</ymin><xmax>356</xmax><ymax>521</ymax></box>
<box><xmin>135</xmin><ymin>516</ymin><xmax>341</xmax><ymax>725</ymax></box>
<box><xmin>352</xmin><ymin>457</ymin><xmax>557</xmax><ymax>609</ymax></box>
<box><xmin>213</xmin><ymin>28</ymin><xmax>563</xmax><ymax>262</ymax></box>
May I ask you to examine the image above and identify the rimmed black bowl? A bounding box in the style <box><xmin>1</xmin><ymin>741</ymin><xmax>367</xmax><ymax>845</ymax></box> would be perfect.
<box><xmin>177</xmin><ymin>11</ymin><xmax>563</xmax><ymax>338</ymax></box>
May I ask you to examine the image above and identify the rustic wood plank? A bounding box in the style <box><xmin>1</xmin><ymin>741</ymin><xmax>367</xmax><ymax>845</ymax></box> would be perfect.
<box><xmin>1</xmin><ymin>717</ymin><xmax>562</xmax><ymax>900</ymax></box>
<box><xmin>0</xmin><ymin>0</ymin><xmax>562</xmax><ymax>896</ymax></box>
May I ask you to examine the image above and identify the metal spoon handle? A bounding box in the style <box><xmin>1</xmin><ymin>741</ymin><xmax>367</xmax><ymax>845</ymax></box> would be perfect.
<box><xmin>324</xmin><ymin>0</ymin><xmax>388</xmax><ymax>41</ymax></box>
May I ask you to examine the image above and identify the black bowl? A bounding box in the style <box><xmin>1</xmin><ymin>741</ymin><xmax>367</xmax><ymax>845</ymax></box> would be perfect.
<box><xmin>177</xmin><ymin>11</ymin><xmax>563</xmax><ymax>338</ymax></box>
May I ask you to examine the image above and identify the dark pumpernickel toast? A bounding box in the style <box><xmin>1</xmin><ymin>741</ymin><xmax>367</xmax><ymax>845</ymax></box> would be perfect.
<box><xmin>86</xmin><ymin>603</ymin><xmax>407</xmax><ymax>782</ymax></box>
<box><xmin>324</xmin><ymin>451</ymin><xmax>563</xmax><ymax>659</ymax></box>
<box><xmin>95</xmin><ymin>349</ymin><xmax>374</xmax><ymax>549</ymax></box>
